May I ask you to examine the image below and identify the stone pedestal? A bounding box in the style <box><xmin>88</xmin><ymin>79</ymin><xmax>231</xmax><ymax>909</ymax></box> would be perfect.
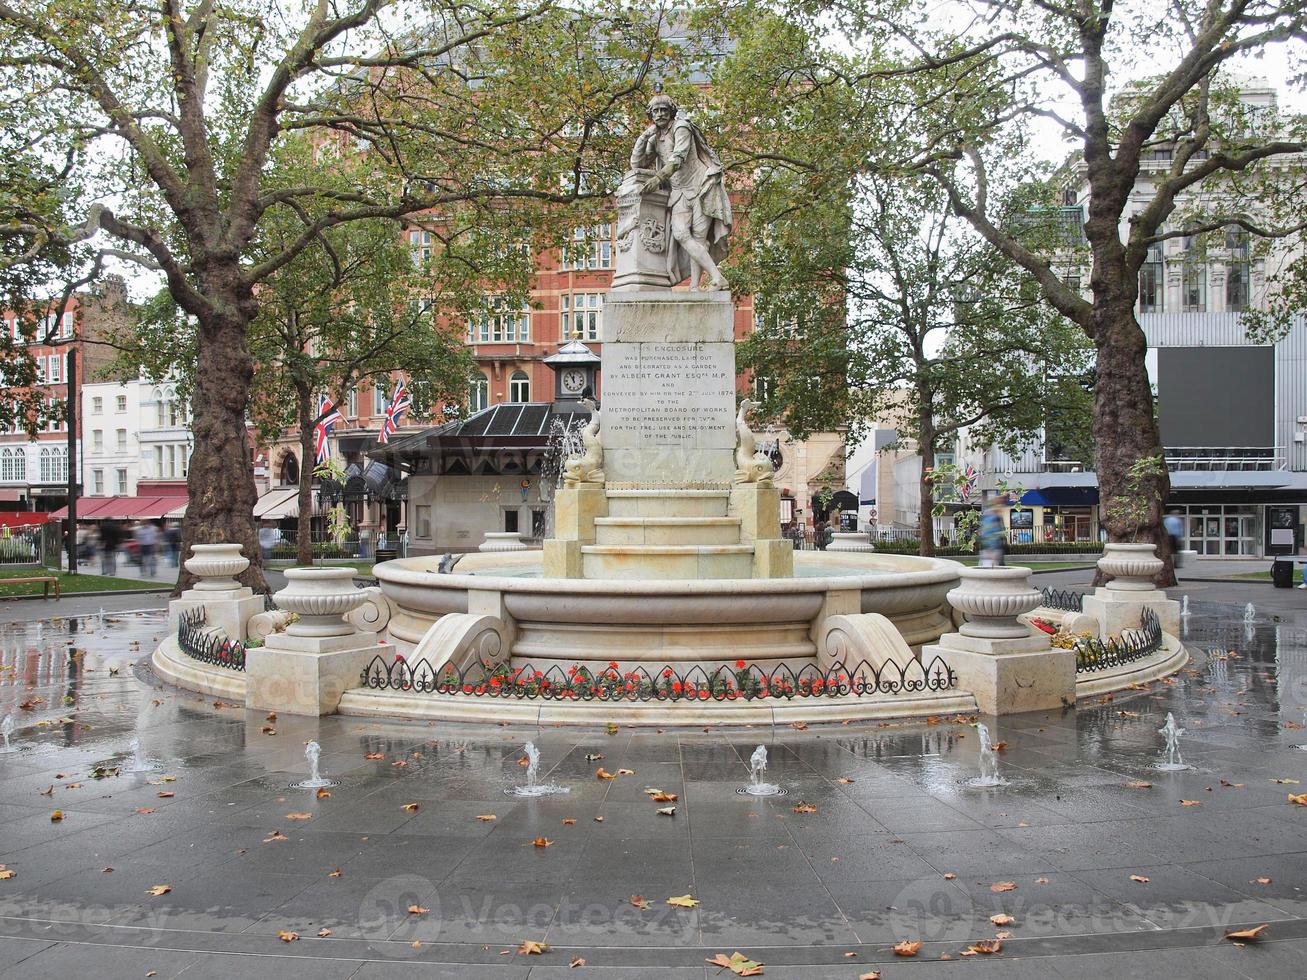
<box><xmin>551</xmin><ymin>486</ymin><xmax>607</xmax><ymax>543</ymax></box>
<box><xmin>246</xmin><ymin>634</ymin><xmax>391</xmax><ymax>716</ymax></box>
<box><xmin>543</xmin><ymin>539</ymin><xmax>583</xmax><ymax>578</ymax></box>
<box><xmin>828</xmin><ymin>533</ymin><xmax>874</xmax><ymax>553</ymax></box>
<box><xmin>600</xmin><ymin>290</ymin><xmax>736</xmax><ymax>485</ymax></box>
<box><xmin>729</xmin><ymin>484</ymin><xmax>781</xmax><ymax>542</ymax></box>
<box><xmin>167</xmin><ymin>543</ymin><xmax>262</xmax><ymax>641</ymax></box>
<box><xmin>753</xmin><ymin>538</ymin><xmax>794</xmax><ymax>578</ymax></box>
<box><xmin>612</xmin><ymin>173</ymin><xmax>672</xmax><ymax>291</ymax></box>
<box><xmin>927</xmin><ymin>565</ymin><xmax>1075</xmax><ymax>715</ymax></box>
<box><xmin>1083</xmin><ymin>589</ymin><xmax>1180</xmax><ymax>637</ymax></box>
<box><xmin>479</xmin><ymin>532</ymin><xmax>527</xmax><ymax>552</ymax></box>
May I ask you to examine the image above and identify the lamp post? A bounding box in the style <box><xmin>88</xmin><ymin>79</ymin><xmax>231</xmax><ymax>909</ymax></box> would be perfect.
<box><xmin>64</xmin><ymin>349</ymin><xmax>78</xmax><ymax>576</ymax></box>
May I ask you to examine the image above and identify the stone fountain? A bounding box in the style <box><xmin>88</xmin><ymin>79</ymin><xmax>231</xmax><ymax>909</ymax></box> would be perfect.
<box><xmin>372</xmin><ymin>97</ymin><xmax>959</xmax><ymax>686</ymax></box>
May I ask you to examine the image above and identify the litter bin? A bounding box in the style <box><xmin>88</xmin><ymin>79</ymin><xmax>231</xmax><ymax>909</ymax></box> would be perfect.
<box><xmin>375</xmin><ymin>548</ymin><xmax>398</xmax><ymax>565</ymax></box>
<box><xmin>1271</xmin><ymin>559</ymin><xmax>1294</xmax><ymax>589</ymax></box>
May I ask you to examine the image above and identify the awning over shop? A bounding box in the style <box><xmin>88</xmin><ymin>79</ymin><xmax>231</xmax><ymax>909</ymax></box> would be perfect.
<box><xmin>48</xmin><ymin>495</ymin><xmax>190</xmax><ymax>521</ymax></box>
<box><xmin>253</xmin><ymin>487</ymin><xmax>303</xmax><ymax>520</ymax></box>
<box><xmin>1020</xmin><ymin>488</ymin><xmax>1100</xmax><ymax>507</ymax></box>
<box><xmin>0</xmin><ymin>511</ymin><xmax>49</xmax><ymax>528</ymax></box>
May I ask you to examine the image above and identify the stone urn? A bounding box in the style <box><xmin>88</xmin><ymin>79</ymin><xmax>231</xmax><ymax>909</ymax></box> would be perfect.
<box><xmin>947</xmin><ymin>566</ymin><xmax>1043</xmax><ymax>639</ymax></box>
<box><xmin>1098</xmin><ymin>542</ymin><xmax>1163</xmax><ymax>592</ymax></box>
<box><xmin>827</xmin><ymin>532</ymin><xmax>874</xmax><ymax>553</ymax></box>
<box><xmin>184</xmin><ymin>543</ymin><xmax>250</xmax><ymax>591</ymax></box>
<box><xmin>273</xmin><ymin>567</ymin><xmax>367</xmax><ymax>637</ymax></box>
<box><xmin>479</xmin><ymin>531</ymin><xmax>528</xmax><ymax>553</ymax></box>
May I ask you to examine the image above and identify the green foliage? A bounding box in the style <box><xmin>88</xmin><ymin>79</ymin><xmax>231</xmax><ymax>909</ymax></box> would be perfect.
<box><xmin>1102</xmin><ymin>455</ymin><xmax>1167</xmax><ymax>543</ymax></box>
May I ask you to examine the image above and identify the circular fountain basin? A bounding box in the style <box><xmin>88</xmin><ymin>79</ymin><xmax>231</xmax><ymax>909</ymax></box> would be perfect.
<box><xmin>375</xmin><ymin>550</ymin><xmax>961</xmax><ymax>670</ymax></box>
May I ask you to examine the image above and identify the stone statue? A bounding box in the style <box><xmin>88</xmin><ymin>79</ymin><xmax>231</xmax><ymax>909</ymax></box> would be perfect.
<box><xmin>564</xmin><ymin>397</ymin><xmax>605</xmax><ymax>487</ymax></box>
<box><xmin>734</xmin><ymin>399</ymin><xmax>774</xmax><ymax>486</ymax></box>
<box><xmin>627</xmin><ymin>93</ymin><xmax>732</xmax><ymax>291</ymax></box>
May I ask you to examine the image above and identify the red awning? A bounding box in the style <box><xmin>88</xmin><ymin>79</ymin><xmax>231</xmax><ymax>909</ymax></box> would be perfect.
<box><xmin>0</xmin><ymin>512</ymin><xmax>49</xmax><ymax>528</ymax></box>
<box><xmin>48</xmin><ymin>495</ymin><xmax>189</xmax><ymax>521</ymax></box>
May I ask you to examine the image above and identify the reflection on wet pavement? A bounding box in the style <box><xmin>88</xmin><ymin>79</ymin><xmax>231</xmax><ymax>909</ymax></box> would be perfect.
<box><xmin>0</xmin><ymin>607</ymin><xmax>1302</xmax><ymax>977</ymax></box>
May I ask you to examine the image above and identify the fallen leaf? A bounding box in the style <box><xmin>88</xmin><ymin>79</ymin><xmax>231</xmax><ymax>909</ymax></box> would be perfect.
<box><xmin>666</xmin><ymin>894</ymin><xmax>699</xmax><ymax>908</ymax></box>
<box><xmin>584</xmin><ymin>753</ymin><xmax>604</xmax><ymax>761</ymax></box>
<box><xmin>38</xmin><ymin>786</ymin><xmax>53</xmax><ymax>797</ymax></box>
<box><xmin>146</xmin><ymin>885</ymin><xmax>171</xmax><ymax>896</ymax></box>
<box><xmin>790</xmin><ymin>721</ymin><xmax>808</xmax><ymax>730</ymax></box>
<box><xmin>990</xmin><ymin>882</ymin><xmax>1017</xmax><ymax>892</ymax></box>
<box><xmin>596</xmin><ymin>768</ymin><xmax>615</xmax><ymax>780</ymax></box>
<box><xmin>1130</xmin><ymin>874</ymin><xmax>1150</xmax><ymax>883</ymax></box>
<box><xmin>858</xmin><ymin>973</ymin><xmax>881</xmax><ymax>980</ymax></box>
<box><xmin>364</xmin><ymin>752</ymin><xmax>385</xmax><ymax>760</ymax></box>
<box><xmin>630</xmin><ymin>895</ymin><xmax>651</xmax><ymax>910</ymax></box>
<box><xmin>266</xmin><ymin>712</ymin><xmax>277</xmax><ymax>722</ymax></box>
<box><xmin>1179</xmin><ymin>800</ymin><xmax>1202</xmax><ymax>807</ymax></box>
<box><xmin>656</xmin><ymin>806</ymin><xmax>676</xmax><ymax>816</ymax></box>
<box><xmin>518</xmin><ymin>755</ymin><xmax>530</xmax><ymax>766</ymax></box>
<box><xmin>263</xmin><ymin>830</ymin><xmax>288</xmax><ymax>843</ymax></box>
<box><xmin>647</xmin><ymin>790</ymin><xmax>678</xmax><ymax>802</ymax></box>
<box><xmin>0</xmin><ymin>869</ymin><xmax>15</xmax><ymax>880</ymax></box>
<box><xmin>328</xmin><ymin>868</ymin><xmax>342</xmax><ymax>877</ymax></box>
<box><xmin>532</xmin><ymin>837</ymin><xmax>553</xmax><ymax>848</ymax></box>
<box><xmin>476</xmin><ymin>814</ymin><xmax>497</xmax><ymax>821</ymax></box>
<box><xmin>64</xmin><ymin>783</ymin><xmax>82</xmax><ymax>790</ymax></box>
<box><xmin>1251</xmin><ymin>877</ymin><xmax>1272</xmax><ymax>885</ymax></box>
<box><xmin>1225</xmin><ymin>924</ymin><xmax>1269</xmax><ymax>942</ymax></box>
<box><xmin>968</xmin><ymin>939</ymin><xmax>1002</xmax><ymax>955</ymax></box>
<box><xmin>792</xmin><ymin>802</ymin><xmax>817</xmax><ymax>814</ymax></box>
<box><xmin>316</xmin><ymin>788</ymin><xmax>331</xmax><ymax>799</ymax></box>
<box><xmin>569</xmin><ymin>956</ymin><xmax>586</xmax><ymax>968</ymax></box>
<box><xmin>407</xmin><ymin>905</ymin><xmax>429</xmax><ymax>915</ymax></box>
<box><xmin>706</xmin><ymin>951</ymin><xmax>765</xmax><ymax>976</ymax></box>
<box><xmin>561</xmin><ymin>818</ymin><xmax>577</xmax><ymax>825</ymax></box>
<box><xmin>517</xmin><ymin>940</ymin><xmax>549</xmax><ymax>955</ymax></box>
<box><xmin>50</xmin><ymin>810</ymin><xmax>63</xmax><ymax>822</ymax></box>
<box><xmin>401</xmin><ymin>803</ymin><xmax>420</xmax><ymax>813</ymax></box>
<box><xmin>286</xmin><ymin>813</ymin><xmax>313</xmax><ymax>821</ymax></box>
<box><xmin>837</xmin><ymin>777</ymin><xmax>855</xmax><ymax>784</ymax></box>
<box><xmin>593</xmin><ymin>815</ymin><xmax>604</xmax><ymax>822</ymax></box>
<box><xmin>1124</xmin><ymin>781</ymin><xmax>1153</xmax><ymax>789</ymax></box>
<box><xmin>1273</xmin><ymin>778</ymin><xmax>1300</xmax><ymax>784</ymax></box>
<box><xmin>156</xmin><ymin>791</ymin><xmax>175</xmax><ymax>799</ymax></box>
<box><xmin>317</xmin><ymin>927</ymin><xmax>331</xmax><ymax>937</ymax></box>
<box><xmin>991</xmin><ymin>741</ymin><xmax>1008</xmax><ymax>752</ymax></box>
<box><xmin>261</xmin><ymin>727</ymin><xmax>277</xmax><ymax>735</ymax></box>
<box><xmin>100</xmin><ymin>867</ymin><xmax>113</xmax><ymax>873</ymax></box>
<box><xmin>892</xmin><ymin>939</ymin><xmax>922</xmax><ymax>957</ymax></box>
<box><xmin>277</xmin><ymin>930</ymin><xmax>299</xmax><ymax>942</ymax></box>
<box><xmin>1289</xmin><ymin>793</ymin><xmax>1307</xmax><ymax>806</ymax></box>
<box><xmin>616</xmin><ymin>768</ymin><xmax>635</xmax><ymax>776</ymax></box>
<box><xmin>1034</xmin><ymin>877</ymin><xmax>1050</xmax><ymax>884</ymax></box>
<box><xmin>391</xmin><ymin>760</ymin><xmax>408</xmax><ymax>768</ymax></box>
<box><xmin>135</xmin><ymin>807</ymin><xmax>156</xmax><ymax>815</ymax></box>
<box><xmin>990</xmin><ymin>914</ymin><xmax>1014</xmax><ymax>926</ymax></box>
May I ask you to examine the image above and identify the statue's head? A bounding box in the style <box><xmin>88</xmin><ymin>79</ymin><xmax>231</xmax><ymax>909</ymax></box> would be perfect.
<box><xmin>647</xmin><ymin>93</ymin><xmax>678</xmax><ymax>126</ymax></box>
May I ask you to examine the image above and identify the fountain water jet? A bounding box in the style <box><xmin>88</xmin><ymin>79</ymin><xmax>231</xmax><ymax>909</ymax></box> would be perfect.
<box><xmin>293</xmin><ymin>740</ymin><xmax>336</xmax><ymax>789</ymax></box>
<box><xmin>1244</xmin><ymin>602</ymin><xmax>1255</xmax><ymax>624</ymax></box>
<box><xmin>0</xmin><ymin>714</ymin><xmax>17</xmax><ymax>754</ymax></box>
<box><xmin>738</xmin><ymin>744</ymin><xmax>784</xmax><ymax>797</ymax></box>
<box><xmin>505</xmin><ymin>741</ymin><xmax>570</xmax><ymax>797</ymax></box>
<box><xmin>124</xmin><ymin>736</ymin><xmax>160</xmax><ymax>773</ymax></box>
<box><xmin>1153</xmin><ymin>713</ymin><xmax>1192</xmax><ymax>771</ymax></box>
<box><xmin>965</xmin><ymin>723</ymin><xmax>1008</xmax><ymax>788</ymax></box>
<box><xmin>1180</xmin><ymin>596</ymin><xmax>1189</xmax><ymax>617</ymax></box>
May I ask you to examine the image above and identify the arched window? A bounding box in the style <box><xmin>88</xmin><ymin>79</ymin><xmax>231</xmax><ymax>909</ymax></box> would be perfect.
<box><xmin>508</xmin><ymin>370</ymin><xmax>530</xmax><ymax>403</ymax></box>
<box><xmin>279</xmin><ymin>453</ymin><xmax>300</xmax><ymax>487</ymax></box>
<box><xmin>39</xmin><ymin>445</ymin><xmax>67</xmax><ymax>483</ymax></box>
<box><xmin>468</xmin><ymin>375</ymin><xmax>489</xmax><ymax>413</ymax></box>
<box><xmin>154</xmin><ymin>387</ymin><xmax>165</xmax><ymax>427</ymax></box>
<box><xmin>0</xmin><ymin>447</ymin><xmax>24</xmax><ymax>482</ymax></box>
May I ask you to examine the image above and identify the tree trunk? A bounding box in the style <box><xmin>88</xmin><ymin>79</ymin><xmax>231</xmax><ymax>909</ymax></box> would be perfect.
<box><xmin>1090</xmin><ymin>301</ymin><xmax>1176</xmax><ymax>588</ymax></box>
<box><xmin>176</xmin><ymin>278</ymin><xmax>266</xmax><ymax>594</ymax></box>
<box><xmin>296</xmin><ymin>382</ymin><xmax>315</xmax><ymax>567</ymax></box>
<box><xmin>917</xmin><ymin>420</ymin><xmax>936</xmax><ymax>557</ymax></box>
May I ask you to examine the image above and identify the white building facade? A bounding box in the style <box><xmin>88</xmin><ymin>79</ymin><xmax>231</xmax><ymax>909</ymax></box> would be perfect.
<box><xmin>81</xmin><ymin>378</ymin><xmax>192</xmax><ymax>499</ymax></box>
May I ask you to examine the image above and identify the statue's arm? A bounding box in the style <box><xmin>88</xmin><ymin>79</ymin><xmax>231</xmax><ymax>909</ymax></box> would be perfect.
<box><xmin>630</xmin><ymin>126</ymin><xmax>656</xmax><ymax>169</ymax></box>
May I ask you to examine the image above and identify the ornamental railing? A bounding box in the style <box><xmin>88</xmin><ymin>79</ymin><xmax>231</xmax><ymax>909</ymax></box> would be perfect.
<box><xmin>359</xmin><ymin>655</ymin><xmax>957</xmax><ymax>701</ymax></box>
<box><xmin>1075</xmin><ymin>609</ymin><xmax>1162</xmax><ymax>674</ymax></box>
<box><xmin>1040</xmin><ymin>587</ymin><xmax>1085</xmax><ymax>612</ymax></box>
<box><xmin>176</xmin><ymin>606</ymin><xmax>247</xmax><ymax>671</ymax></box>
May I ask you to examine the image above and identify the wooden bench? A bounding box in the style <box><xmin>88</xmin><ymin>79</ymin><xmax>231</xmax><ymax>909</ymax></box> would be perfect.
<box><xmin>3</xmin><ymin>576</ymin><xmax>61</xmax><ymax>599</ymax></box>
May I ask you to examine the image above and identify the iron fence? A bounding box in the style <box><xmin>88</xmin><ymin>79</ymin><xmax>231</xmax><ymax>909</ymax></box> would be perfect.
<box><xmin>1041</xmin><ymin>587</ymin><xmax>1085</xmax><ymax>612</ymax></box>
<box><xmin>359</xmin><ymin>654</ymin><xmax>957</xmax><ymax>701</ymax></box>
<box><xmin>0</xmin><ymin>525</ymin><xmax>47</xmax><ymax>566</ymax></box>
<box><xmin>176</xmin><ymin>606</ymin><xmax>247</xmax><ymax>671</ymax></box>
<box><xmin>1075</xmin><ymin>609</ymin><xmax>1162</xmax><ymax>674</ymax></box>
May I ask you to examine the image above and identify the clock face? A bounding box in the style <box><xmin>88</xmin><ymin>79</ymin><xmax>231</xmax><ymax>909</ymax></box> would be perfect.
<box><xmin>561</xmin><ymin>369</ymin><xmax>587</xmax><ymax>393</ymax></box>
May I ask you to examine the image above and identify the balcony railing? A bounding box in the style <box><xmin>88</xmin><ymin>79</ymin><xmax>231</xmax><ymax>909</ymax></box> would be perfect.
<box><xmin>1164</xmin><ymin>447</ymin><xmax>1286</xmax><ymax>471</ymax></box>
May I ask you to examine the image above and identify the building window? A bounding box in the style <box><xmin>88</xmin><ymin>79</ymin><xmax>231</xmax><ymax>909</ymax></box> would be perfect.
<box><xmin>347</xmin><ymin>388</ymin><xmax>357</xmax><ymax>418</ymax></box>
<box><xmin>1181</xmin><ymin>263</ymin><xmax>1206</xmax><ymax>312</ymax></box>
<box><xmin>1138</xmin><ymin>245</ymin><xmax>1163</xmax><ymax>313</ymax></box>
<box><xmin>61</xmin><ymin>311</ymin><xmax>73</xmax><ymax>338</ymax></box>
<box><xmin>508</xmin><ymin>370</ymin><xmax>530</xmax><ymax>403</ymax></box>
<box><xmin>408</xmin><ymin>229</ymin><xmax>434</xmax><ymax>268</ymax></box>
<box><xmin>91</xmin><ymin>396</ymin><xmax>102</xmax><ymax>414</ymax></box>
<box><xmin>155</xmin><ymin>388</ymin><xmax>166</xmax><ymax>426</ymax></box>
<box><xmin>753</xmin><ymin>374</ymin><xmax>775</xmax><ymax>401</ymax></box>
<box><xmin>116</xmin><ymin>468</ymin><xmax>128</xmax><ymax>495</ymax></box>
<box><xmin>115</xmin><ymin>394</ymin><xmax>127</xmax><ymax>412</ymax></box>
<box><xmin>1226</xmin><ymin>260</ymin><xmax>1250</xmax><ymax>311</ymax></box>
<box><xmin>560</xmin><ymin>293</ymin><xmax>602</xmax><ymax>341</ymax></box>
<box><xmin>92</xmin><ymin>469</ymin><xmax>104</xmax><ymax>495</ymax></box>
<box><xmin>46</xmin><ymin>354</ymin><xmax>60</xmax><ymax>384</ymax></box>
<box><xmin>415</xmin><ymin>504</ymin><xmax>432</xmax><ymax>539</ymax></box>
<box><xmin>38</xmin><ymin>446</ymin><xmax>67</xmax><ymax>483</ymax></box>
<box><xmin>468</xmin><ymin>296</ymin><xmax>529</xmax><ymax>344</ymax></box>
<box><xmin>0</xmin><ymin>448</ymin><xmax>24</xmax><ymax>482</ymax></box>
<box><xmin>374</xmin><ymin>385</ymin><xmax>387</xmax><ymax>415</ymax></box>
<box><xmin>468</xmin><ymin>375</ymin><xmax>489</xmax><ymax>413</ymax></box>
<box><xmin>116</xmin><ymin>428</ymin><xmax>127</xmax><ymax>452</ymax></box>
<box><xmin>92</xmin><ymin>429</ymin><xmax>103</xmax><ymax>452</ymax></box>
<box><xmin>562</xmin><ymin>224</ymin><xmax>613</xmax><ymax>270</ymax></box>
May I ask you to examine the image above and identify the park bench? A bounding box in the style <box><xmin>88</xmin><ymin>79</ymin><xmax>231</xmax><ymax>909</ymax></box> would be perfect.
<box><xmin>3</xmin><ymin>576</ymin><xmax>61</xmax><ymax>599</ymax></box>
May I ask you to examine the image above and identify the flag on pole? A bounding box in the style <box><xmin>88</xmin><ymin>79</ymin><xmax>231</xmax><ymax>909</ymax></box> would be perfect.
<box><xmin>314</xmin><ymin>396</ymin><xmax>345</xmax><ymax>464</ymax></box>
<box><xmin>378</xmin><ymin>377</ymin><xmax>412</xmax><ymax>445</ymax></box>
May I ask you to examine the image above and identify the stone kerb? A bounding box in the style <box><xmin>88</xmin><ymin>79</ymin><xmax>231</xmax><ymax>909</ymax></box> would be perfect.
<box><xmin>246</xmin><ymin>567</ymin><xmax>395</xmax><ymax>716</ymax></box>
<box><xmin>1083</xmin><ymin>543</ymin><xmax>1180</xmax><ymax>636</ymax></box>
<box><xmin>925</xmin><ymin>566</ymin><xmax>1075</xmax><ymax>715</ymax></box>
<box><xmin>166</xmin><ymin>542</ymin><xmax>263</xmax><ymax>645</ymax></box>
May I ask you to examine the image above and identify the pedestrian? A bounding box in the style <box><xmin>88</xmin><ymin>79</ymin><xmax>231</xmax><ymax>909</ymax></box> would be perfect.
<box><xmin>258</xmin><ymin>522</ymin><xmax>281</xmax><ymax>560</ymax></box>
<box><xmin>99</xmin><ymin>519</ymin><xmax>121</xmax><ymax>575</ymax></box>
<box><xmin>978</xmin><ymin>497</ymin><xmax>1007</xmax><ymax>568</ymax></box>
<box><xmin>134</xmin><ymin>520</ymin><xmax>159</xmax><ymax>578</ymax></box>
<box><xmin>1163</xmin><ymin>509</ymin><xmax>1185</xmax><ymax>569</ymax></box>
<box><xmin>164</xmin><ymin>521</ymin><xmax>181</xmax><ymax>566</ymax></box>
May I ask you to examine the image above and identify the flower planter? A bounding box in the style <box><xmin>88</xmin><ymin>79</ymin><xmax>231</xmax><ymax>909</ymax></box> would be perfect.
<box><xmin>1098</xmin><ymin>543</ymin><xmax>1163</xmax><ymax>592</ymax></box>
<box><xmin>273</xmin><ymin>567</ymin><xmax>367</xmax><ymax>637</ymax></box>
<box><xmin>479</xmin><ymin>532</ymin><xmax>528</xmax><ymax>552</ymax></box>
<box><xmin>946</xmin><ymin>566</ymin><xmax>1043</xmax><ymax>639</ymax></box>
<box><xmin>183</xmin><ymin>543</ymin><xmax>250</xmax><ymax>591</ymax></box>
<box><xmin>827</xmin><ymin>532</ymin><xmax>874</xmax><ymax>553</ymax></box>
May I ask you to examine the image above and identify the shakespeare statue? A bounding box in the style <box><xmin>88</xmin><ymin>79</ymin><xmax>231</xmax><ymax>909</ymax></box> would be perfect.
<box><xmin>620</xmin><ymin>93</ymin><xmax>732</xmax><ymax>291</ymax></box>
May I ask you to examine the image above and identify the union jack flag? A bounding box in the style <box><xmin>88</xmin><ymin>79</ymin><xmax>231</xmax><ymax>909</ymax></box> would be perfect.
<box><xmin>314</xmin><ymin>396</ymin><xmax>345</xmax><ymax>464</ymax></box>
<box><xmin>957</xmin><ymin>464</ymin><xmax>979</xmax><ymax>500</ymax></box>
<box><xmin>378</xmin><ymin>377</ymin><xmax>412</xmax><ymax>445</ymax></box>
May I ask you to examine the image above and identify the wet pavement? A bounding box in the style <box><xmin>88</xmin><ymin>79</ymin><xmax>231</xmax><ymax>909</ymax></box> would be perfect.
<box><xmin>0</xmin><ymin>607</ymin><xmax>1303</xmax><ymax>977</ymax></box>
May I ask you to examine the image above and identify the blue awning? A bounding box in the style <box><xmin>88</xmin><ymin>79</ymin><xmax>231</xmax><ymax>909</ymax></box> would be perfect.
<box><xmin>1020</xmin><ymin>488</ymin><xmax>1099</xmax><ymax>507</ymax></box>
